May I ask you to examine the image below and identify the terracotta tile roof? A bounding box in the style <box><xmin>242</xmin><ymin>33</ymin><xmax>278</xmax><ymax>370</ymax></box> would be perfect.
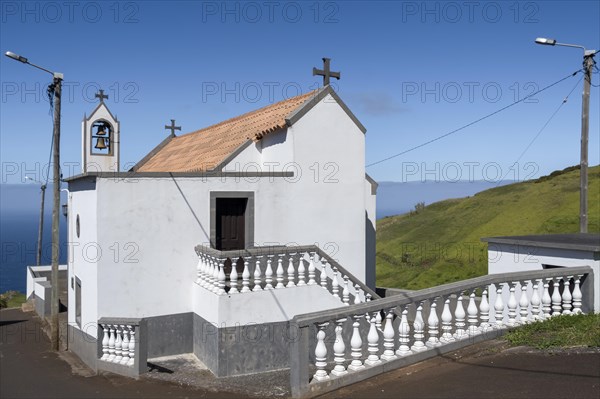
<box><xmin>136</xmin><ymin>90</ymin><xmax>318</xmax><ymax>173</ymax></box>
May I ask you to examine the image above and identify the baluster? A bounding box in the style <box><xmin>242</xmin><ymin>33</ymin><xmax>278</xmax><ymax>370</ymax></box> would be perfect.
<box><xmin>561</xmin><ymin>276</ymin><xmax>573</xmax><ymax>315</ymax></box>
<box><xmin>354</xmin><ymin>283</ymin><xmax>362</xmax><ymax>304</ymax></box>
<box><xmin>100</xmin><ymin>324</ymin><xmax>109</xmax><ymax>360</ymax></box>
<box><xmin>375</xmin><ymin>310</ymin><xmax>383</xmax><ymax>332</ymax></box>
<box><xmin>229</xmin><ymin>258</ymin><xmax>239</xmax><ymax>294</ymax></box>
<box><xmin>453</xmin><ymin>293</ymin><xmax>467</xmax><ymax>339</ymax></box>
<box><xmin>200</xmin><ymin>254</ymin><xmax>208</xmax><ymax>285</ymax></box>
<box><xmin>507</xmin><ymin>282</ymin><xmax>518</xmax><ymax>326</ymax></box>
<box><xmin>320</xmin><ymin>260</ymin><xmax>329</xmax><ymax>290</ymax></box>
<box><xmin>467</xmin><ymin>291</ymin><xmax>480</xmax><ymax>335</ymax></box>
<box><xmin>253</xmin><ymin>256</ymin><xmax>263</xmax><ymax>291</ymax></box>
<box><xmin>365</xmin><ymin>315</ymin><xmax>382</xmax><ymax>366</ymax></box>
<box><xmin>120</xmin><ymin>326</ymin><xmax>130</xmax><ymax>365</ymax></box>
<box><xmin>551</xmin><ymin>278</ymin><xmax>562</xmax><ymax>316</ymax></box>
<box><xmin>426</xmin><ymin>300</ymin><xmax>441</xmax><ymax>348</ymax></box>
<box><xmin>572</xmin><ymin>275</ymin><xmax>583</xmax><ymax>314</ymax></box>
<box><xmin>331</xmin><ymin>319</ymin><xmax>347</xmax><ymax>376</ymax></box>
<box><xmin>381</xmin><ymin>310</ymin><xmax>397</xmax><ymax>361</ymax></box>
<box><xmin>275</xmin><ymin>255</ymin><xmax>285</xmax><ymax>289</ymax></box>
<box><xmin>313</xmin><ymin>324</ymin><xmax>330</xmax><ymax>381</ymax></box>
<box><xmin>286</xmin><ymin>254</ymin><xmax>296</xmax><ymax>288</ymax></box>
<box><xmin>366</xmin><ymin>293</ymin><xmax>372</xmax><ymax>302</ymax></box>
<box><xmin>530</xmin><ymin>280</ymin><xmax>541</xmax><ymax>320</ymax></box>
<box><xmin>212</xmin><ymin>257</ymin><xmax>220</xmax><ymax>293</ymax></box>
<box><xmin>196</xmin><ymin>254</ymin><xmax>204</xmax><ymax>285</ymax></box>
<box><xmin>297</xmin><ymin>254</ymin><xmax>306</xmax><ymax>286</ymax></box>
<box><xmin>440</xmin><ymin>298</ymin><xmax>455</xmax><ymax>343</ymax></box>
<box><xmin>241</xmin><ymin>257</ymin><xmax>251</xmax><ymax>293</ymax></box>
<box><xmin>114</xmin><ymin>326</ymin><xmax>123</xmax><ymax>363</ymax></box>
<box><xmin>342</xmin><ymin>276</ymin><xmax>350</xmax><ymax>305</ymax></box>
<box><xmin>332</xmin><ymin>267</ymin><xmax>340</xmax><ymax>299</ymax></box>
<box><xmin>348</xmin><ymin>316</ymin><xmax>365</xmax><ymax>371</ymax></box>
<box><xmin>411</xmin><ymin>304</ymin><xmax>426</xmax><ymax>352</ymax></box>
<box><xmin>478</xmin><ymin>289</ymin><xmax>490</xmax><ymax>333</ymax></box>
<box><xmin>107</xmin><ymin>325</ymin><xmax>116</xmax><ymax>362</ymax></box>
<box><xmin>494</xmin><ymin>284</ymin><xmax>505</xmax><ymax>328</ymax></box>
<box><xmin>308</xmin><ymin>252</ymin><xmax>316</xmax><ymax>285</ymax></box>
<box><xmin>217</xmin><ymin>258</ymin><xmax>226</xmax><ymax>295</ymax></box>
<box><xmin>542</xmin><ymin>279</ymin><xmax>552</xmax><ymax>319</ymax></box>
<box><xmin>264</xmin><ymin>255</ymin><xmax>274</xmax><ymax>290</ymax></box>
<box><xmin>127</xmin><ymin>326</ymin><xmax>136</xmax><ymax>366</ymax></box>
<box><xmin>519</xmin><ymin>281</ymin><xmax>530</xmax><ymax>324</ymax></box>
<box><xmin>396</xmin><ymin>308</ymin><xmax>412</xmax><ymax>356</ymax></box>
<box><xmin>203</xmin><ymin>256</ymin><xmax>212</xmax><ymax>289</ymax></box>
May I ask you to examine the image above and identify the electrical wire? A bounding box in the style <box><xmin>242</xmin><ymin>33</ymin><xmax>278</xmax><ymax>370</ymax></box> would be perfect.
<box><xmin>366</xmin><ymin>69</ymin><xmax>582</xmax><ymax>168</ymax></box>
<box><xmin>497</xmin><ymin>74</ymin><xmax>584</xmax><ymax>185</ymax></box>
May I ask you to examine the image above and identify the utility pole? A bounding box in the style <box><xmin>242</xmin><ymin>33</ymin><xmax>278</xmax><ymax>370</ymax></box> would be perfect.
<box><xmin>535</xmin><ymin>38</ymin><xmax>597</xmax><ymax>233</ymax></box>
<box><xmin>579</xmin><ymin>52</ymin><xmax>594</xmax><ymax>233</ymax></box>
<box><xmin>5</xmin><ymin>51</ymin><xmax>63</xmax><ymax>351</ymax></box>
<box><xmin>50</xmin><ymin>75</ymin><xmax>62</xmax><ymax>350</ymax></box>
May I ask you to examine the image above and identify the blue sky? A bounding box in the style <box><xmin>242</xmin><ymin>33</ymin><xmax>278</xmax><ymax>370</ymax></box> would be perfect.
<box><xmin>1</xmin><ymin>0</ymin><xmax>598</xmax><ymax>184</ymax></box>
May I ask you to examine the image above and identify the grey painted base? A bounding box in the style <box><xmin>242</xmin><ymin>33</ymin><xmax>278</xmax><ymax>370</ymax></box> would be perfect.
<box><xmin>193</xmin><ymin>313</ymin><xmax>291</xmax><ymax>377</ymax></box>
<box><xmin>68</xmin><ymin>324</ymin><xmax>99</xmax><ymax>372</ymax></box>
<box><xmin>147</xmin><ymin>312</ymin><xmax>193</xmax><ymax>358</ymax></box>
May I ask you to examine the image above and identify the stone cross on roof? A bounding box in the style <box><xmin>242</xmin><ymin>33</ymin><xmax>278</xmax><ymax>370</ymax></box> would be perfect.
<box><xmin>95</xmin><ymin>89</ymin><xmax>108</xmax><ymax>103</ymax></box>
<box><xmin>164</xmin><ymin>119</ymin><xmax>181</xmax><ymax>137</ymax></box>
<box><xmin>313</xmin><ymin>57</ymin><xmax>340</xmax><ymax>86</ymax></box>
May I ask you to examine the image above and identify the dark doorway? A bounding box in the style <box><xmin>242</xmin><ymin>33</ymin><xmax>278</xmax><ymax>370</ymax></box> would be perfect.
<box><xmin>215</xmin><ymin>198</ymin><xmax>247</xmax><ymax>250</ymax></box>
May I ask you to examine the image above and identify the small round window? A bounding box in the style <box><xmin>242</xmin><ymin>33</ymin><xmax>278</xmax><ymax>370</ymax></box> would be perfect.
<box><xmin>76</xmin><ymin>214</ymin><xmax>80</xmax><ymax>238</ymax></box>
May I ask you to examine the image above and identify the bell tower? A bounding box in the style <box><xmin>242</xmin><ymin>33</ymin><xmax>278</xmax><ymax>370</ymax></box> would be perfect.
<box><xmin>82</xmin><ymin>89</ymin><xmax>120</xmax><ymax>173</ymax></box>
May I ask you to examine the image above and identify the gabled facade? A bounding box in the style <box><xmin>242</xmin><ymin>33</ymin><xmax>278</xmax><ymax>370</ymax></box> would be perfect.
<box><xmin>65</xmin><ymin>85</ymin><xmax>378</xmax><ymax>377</ymax></box>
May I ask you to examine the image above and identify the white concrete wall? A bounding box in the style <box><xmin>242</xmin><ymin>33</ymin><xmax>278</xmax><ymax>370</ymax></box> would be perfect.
<box><xmin>68</xmin><ymin>186</ymin><xmax>99</xmax><ymax>337</ymax></box>
<box><xmin>488</xmin><ymin>243</ymin><xmax>600</xmax><ymax>311</ymax></box>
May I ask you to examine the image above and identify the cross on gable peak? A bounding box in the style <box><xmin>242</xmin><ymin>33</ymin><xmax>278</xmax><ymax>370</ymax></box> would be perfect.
<box><xmin>165</xmin><ymin>119</ymin><xmax>181</xmax><ymax>137</ymax></box>
<box><xmin>95</xmin><ymin>89</ymin><xmax>108</xmax><ymax>103</ymax></box>
<box><xmin>313</xmin><ymin>57</ymin><xmax>340</xmax><ymax>86</ymax></box>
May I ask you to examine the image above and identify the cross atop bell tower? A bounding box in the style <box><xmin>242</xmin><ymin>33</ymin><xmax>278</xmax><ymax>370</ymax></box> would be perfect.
<box><xmin>81</xmin><ymin>89</ymin><xmax>120</xmax><ymax>173</ymax></box>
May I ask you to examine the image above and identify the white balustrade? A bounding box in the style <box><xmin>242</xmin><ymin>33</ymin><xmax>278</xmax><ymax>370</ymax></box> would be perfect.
<box><xmin>519</xmin><ymin>281</ymin><xmax>529</xmax><ymax>324</ymax></box>
<box><xmin>531</xmin><ymin>280</ymin><xmax>541</xmax><ymax>320</ymax></box>
<box><xmin>241</xmin><ymin>258</ymin><xmax>251</xmax><ymax>293</ymax></box>
<box><xmin>551</xmin><ymin>278</ymin><xmax>562</xmax><ymax>316</ymax></box>
<box><xmin>467</xmin><ymin>292</ymin><xmax>480</xmax><ymax>335</ymax></box>
<box><xmin>319</xmin><ymin>259</ymin><xmax>329</xmax><ymax>290</ymax></box>
<box><xmin>276</xmin><ymin>255</ymin><xmax>285</xmax><ymax>289</ymax></box>
<box><xmin>287</xmin><ymin>254</ymin><xmax>296</xmax><ymax>288</ymax></box>
<box><xmin>354</xmin><ymin>284</ymin><xmax>362</xmax><ymax>305</ymax></box>
<box><xmin>101</xmin><ymin>324</ymin><xmax>110</xmax><ymax>360</ymax></box>
<box><xmin>396</xmin><ymin>308</ymin><xmax>412</xmax><ymax>356</ymax></box>
<box><xmin>542</xmin><ymin>279</ymin><xmax>552</xmax><ymax>318</ymax></box>
<box><xmin>348</xmin><ymin>316</ymin><xmax>365</xmax><ymax>371</ymax></box>
<box><xmin>297</xmin><ymin>254</ymin><xmax>307</xmax><ymax>286</ymax></box>
<box><xmin>331</xmin><ymin>319</ymin><xmax>347</xmax><ymax>376</ymax></box>
<box><xmin>313</xmin><ymin>324</ymin><xmax>330</xmax><ymax>381</ymax></box>
<box><xmin>572</xmin><ymin>276</ymin><xmax>583</xmax><ymax>314</ymax></box>
<box><xmin>211</xmin><ymin>258</ymin><xmax>219</xmax><ymax>294</ymax></box>
<box><xmin>426</xmin><ymin>300</ymin><xmax>441</xmax><ymax>348</ymax></box>
<box><xmin>127</xmin><ymin>326</ymin><xmax>135</xmax><ymax>366</ymax></box>
<box><xmin>342</xmin><ymin>276</ymin><xmax>350</xmax><ymax>306</ymax></box>
<box><xmin>107</xmin><ymin>325</ymin><xmax>116</xmax><ymax>361</ymax></box>
<box><xmin>381</xmin><ymin>310</ymin><xmax>397</xmax><ymax>361</ymax></box>
<box><xmin>120</xmin><ymin>325</ymin><xmax>130</xmax><ymax>365</ymax></box>
<box><xmin>365</xmin><ymin>315</ymin><xmax>381</xmax><ymax>366</ymax></box>
<box><xmin>332</xmin><ymin>268</ymin><xmax>340</xmax><ymax>298</ymax></box>
<box><xmin>100</xmin><ymin>323</ymin><xmax>137</xmax><ymax>368</ymax></box>
<box><xmin>253</xmin><ymin>257</ymin><xmax>263</xmax><ymax>292</ymax></box>
<box><xmin>479</xmin><ymin>289</ymin><xmax>491</xmax><ymax>332</ymax></box>
<box><xmin>308</xmin><ymin>252</ymin><xmax>317</xmax><ymax>285</ymax></box>
<box><xmin>265</xmin><ymin>256</ymin><xmax>274</xmax><ymax>290</ymax></box>
<box><xmin>229</xmin><ymin>260</ymin><xmax>239</xmax><ymax>294</ymax></box>
<box><xmin>494</xmin><ymin>285</ymin><xmax>504</xmax><ymax>328</ymax></box>
<box><xmin>217</xmin><ymin>259</ymin><xmax>226</xmax><ymax>295</ymax></box>
<box><xmin>453</xmin><ymin>294</ymin><xmax>467</xmax><ymax>340</ymax></box>
<box><xmin>507</xmin><ymin>282</ymin><xmax>518</xmax><ymax>326</ymax></box>
<box><xmin>411</xmin><ymin>304</ymin><xmax>426</xmax><ymax>352</ymax></box>
<box><xmin>562</xmin><ymin>276</ymin><xmax>572</xmax><ymax>314</ymax></box>
<box><xmin>440</xmin><ymin>298</ymin><xmax>455</xmax><ymax>343</ymax></box>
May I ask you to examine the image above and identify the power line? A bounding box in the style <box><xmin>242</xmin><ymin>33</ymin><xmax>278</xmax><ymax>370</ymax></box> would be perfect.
<box><xmin>497</xmin><ymin>74</ymin><xmax>584</xmax><ymax>184</ymax></box>
<box><xmin>366</xmin><ymin>69</ymin><xmax>582</xmax><ymax>168</ymax></box>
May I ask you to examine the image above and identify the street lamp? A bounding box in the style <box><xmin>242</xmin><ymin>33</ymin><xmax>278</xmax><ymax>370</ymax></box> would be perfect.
<box><xmin>6</xmin><ymin>51</ymin><xmax>63</xmax><ymax>351</ymax></box>
<box><xmin>535</xmin><ymin>38</ymin><xmax>598</xmax><ymax>233</ymax></box>
<box><xmin>25</xmin><ymin>176</ymin><xmax>46</xmax><ymax>266</ymax></box>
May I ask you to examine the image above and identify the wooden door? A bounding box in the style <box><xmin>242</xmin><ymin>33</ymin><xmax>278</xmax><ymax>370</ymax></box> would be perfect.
<box><xmin>216</xmin><ymin>198</ymin><xmax>247</xmax><ymax>250</ymax></box>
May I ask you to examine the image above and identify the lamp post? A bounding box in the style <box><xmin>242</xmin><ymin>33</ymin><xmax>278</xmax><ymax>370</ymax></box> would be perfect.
<box><xmin>535</xmin><ymin>38</ymin><xmax>598</xmax><ymax>233</ymax></box>
<box><xmin>6</xmin><ymin>51</ymin><xmax>63</xmax><ymax>351</ymax></box>
<box><xmin>25</xmin><ymin>176</ymin><xmax>46</xmax><ymax>266</ymax></box>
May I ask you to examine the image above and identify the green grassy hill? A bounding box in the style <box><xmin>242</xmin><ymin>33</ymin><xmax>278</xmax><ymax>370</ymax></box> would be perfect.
<box><xmin>376</xmin><ymin>165</ymin><xmax>600</xmax><ymax>290</ymax></box>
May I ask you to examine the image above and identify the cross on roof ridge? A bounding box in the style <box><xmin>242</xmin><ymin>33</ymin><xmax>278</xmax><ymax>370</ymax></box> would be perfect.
<box><xmin>165</xmin><ymin>119</ymin><xmax>181</xmax><ymax>137</ymax></box>
<box><xmin>313</xmin><ymin>57</ymin><xmax>340</xmax><ymax>86</ymax></box>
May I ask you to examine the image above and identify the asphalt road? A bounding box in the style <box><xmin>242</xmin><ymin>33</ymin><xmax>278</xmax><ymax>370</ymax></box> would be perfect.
<box><xmin>2</xmin><ymin>308</ymin><xmax>599</xmax><ymax>399</ymax></box>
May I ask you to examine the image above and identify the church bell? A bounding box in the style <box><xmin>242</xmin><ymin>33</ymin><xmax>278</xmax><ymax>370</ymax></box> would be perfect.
<box><xmin>94</xmin><ymin>137</ymin><xmax>108</xmax><ymax>150</ymax></box>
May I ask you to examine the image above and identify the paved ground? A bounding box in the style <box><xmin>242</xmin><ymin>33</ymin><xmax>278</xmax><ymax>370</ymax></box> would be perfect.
<box><xmin>2</xmin><ymin>308</ymin><xmax>599</xmax><ymax>399</ymax></box>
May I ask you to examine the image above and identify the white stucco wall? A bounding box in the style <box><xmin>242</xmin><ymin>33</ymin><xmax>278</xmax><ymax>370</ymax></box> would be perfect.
<box><xmin>67</xmin><ymin>185</ymin><xmax>99</xmax><ymax>337</ymax></box>
<box><xmin>488</xmin><ymin>243</ymin><xmax>600</xmax><ymax>312</ymax></box>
